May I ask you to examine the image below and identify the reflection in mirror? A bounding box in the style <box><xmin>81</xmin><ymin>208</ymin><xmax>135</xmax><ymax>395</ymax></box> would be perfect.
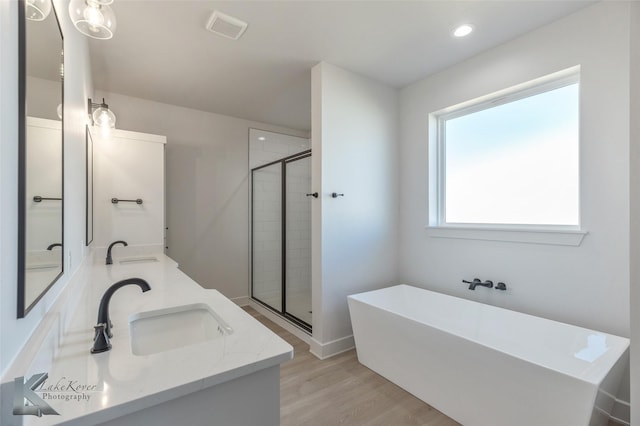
<box><xmin>18</xmin><ymin>0</ymin><xmax>64</xmax><ymax>318</ymax></box>
<box><xmin>86</xmin><ymin>126</ymin><xmax>94</xmax><ymax>246</ymax></box>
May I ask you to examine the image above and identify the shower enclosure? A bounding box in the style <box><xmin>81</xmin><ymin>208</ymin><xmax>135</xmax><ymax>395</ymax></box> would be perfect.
<box><xmin>251</xmin><ymin>150</ymin><xmax>312</xmax><ymax>331</ymax></box>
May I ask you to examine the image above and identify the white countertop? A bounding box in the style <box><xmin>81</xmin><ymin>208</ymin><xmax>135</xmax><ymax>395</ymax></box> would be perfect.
<box><xmin>12</xmin><ymin>253</ymin><xmax>293</xmax><ymax>425</ymax></box>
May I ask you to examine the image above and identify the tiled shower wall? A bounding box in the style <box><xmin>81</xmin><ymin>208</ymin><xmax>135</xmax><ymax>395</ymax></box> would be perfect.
<box><xmin>285</xmin><ymin>157</ymin><xmax>312</xmax><ymax>313</ymax></box>
<box><xmin>249</xmin><ymin>129</ymin><xmax>311</xmax><ymax>320</ymax></box>
<box><xmin>251</xmin><ymin>165</ymin><xmax>282</xmax><ymax>309</ymax></box>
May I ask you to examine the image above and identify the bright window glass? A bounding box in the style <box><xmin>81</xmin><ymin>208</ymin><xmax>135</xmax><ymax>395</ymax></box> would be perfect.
<box><xmin>441</xmin><ymin>81</ymin><xmax>579</xmax><ymax>226</ymax></box>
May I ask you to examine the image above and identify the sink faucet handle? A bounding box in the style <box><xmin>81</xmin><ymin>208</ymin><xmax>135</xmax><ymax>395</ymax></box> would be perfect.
<box><xmin>91</xmin><ymin>323</ymin><xmax>112</xmax><ymax>354</ymax></box>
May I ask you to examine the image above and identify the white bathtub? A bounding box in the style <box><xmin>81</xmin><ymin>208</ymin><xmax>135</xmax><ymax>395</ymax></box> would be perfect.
<box><xmin>347</xmin><ymin>284</ymin><xmax>629</xmax><ymax>426</ymax></box>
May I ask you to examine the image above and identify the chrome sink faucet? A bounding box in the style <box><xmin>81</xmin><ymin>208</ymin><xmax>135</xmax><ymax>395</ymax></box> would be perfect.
<box><xmin>106</xmin><ymin>240</ymin><xmax>128</xmax><ymax>265</ymax></box>
<box><xmin>91</xmin><ymin>278</ymin><xmax>151</xmax><ymax>354</ymax></box>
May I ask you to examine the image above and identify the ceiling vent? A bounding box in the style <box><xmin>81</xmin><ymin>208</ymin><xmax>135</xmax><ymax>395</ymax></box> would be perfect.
<box><xmin>206</xmin><ymin>11</ymin><xmax>248</xmax><ymax>40</ymax></box>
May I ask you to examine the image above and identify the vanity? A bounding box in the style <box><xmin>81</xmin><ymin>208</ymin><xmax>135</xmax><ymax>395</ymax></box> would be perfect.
<box><xmin>2</xmin><ymin>249</ymin><xmax>293</xmax><ymax>426</ymax></box>
<box><xmin>5</xmin><ymin>110</ymin><xmax>293</xmax><ymax>424</ymax></box>
<box><xmin>5</xmin><ymin>1</ymin><xmax>292</xmax><ymax>424</ymax></box>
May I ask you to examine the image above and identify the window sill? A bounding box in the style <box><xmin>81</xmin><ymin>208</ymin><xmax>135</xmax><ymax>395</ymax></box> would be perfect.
<box><xmin>426</xmin><ymin>226</ymin><xmax>587</xmax><ymax>246</ymax></box>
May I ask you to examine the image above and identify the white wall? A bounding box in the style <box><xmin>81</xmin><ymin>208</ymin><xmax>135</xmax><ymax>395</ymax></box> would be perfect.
<box><xmin>1</xmin><ymin>0</ymin><xmax>93</xmax><ymax>377</ymax></box>
<box><xmin>311</xmin><ymin>62</ymin><xmax>398</xmax><ymax>356</ymax></box>
<box><xmin>629</xmin><ymin>1</ymin><xmax>640</xmax><ymax>423</ymax></box>
<box><xmin>94</xmin><ymin>90</ymin><xmax>308</xmax><ymax>302</ymax></box>
<box><xmin>93</xmin><ymin>130</ymin><xmax>165</xmax><ymax>249</ymax></box>
<box><xmin>399</xmin><ymin>2</ymin><xmax>630</xmax><ymax>338</ymax></box>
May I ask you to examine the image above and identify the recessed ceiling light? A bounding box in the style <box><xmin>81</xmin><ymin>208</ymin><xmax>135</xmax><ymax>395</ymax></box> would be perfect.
<box><xmin>453</xmin><ymin>24</ymin><xmax>474</xmax><ymax>38</ymax></box>
<box><xmin>258</xmin><ymin>136</ymin><xmax>266</xmax><ymax>141</ymax></box>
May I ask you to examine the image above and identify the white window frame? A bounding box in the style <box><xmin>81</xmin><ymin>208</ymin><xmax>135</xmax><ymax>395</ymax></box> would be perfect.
<box><xmin>427</xmin><ymin>67</ymin><xmax>587</xmax><ymax>246</ymax></box>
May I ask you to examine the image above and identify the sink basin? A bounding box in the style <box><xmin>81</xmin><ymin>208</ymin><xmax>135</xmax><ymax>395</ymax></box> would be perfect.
<box><xmin>129</xmin><ymin>303</ymin><xmax>233</xmax><ymax>356</ymax></box>
<box><xmin>119</xmin><ymin>256</ymin><xmax>159</xmax><ymax>265</ymax></box>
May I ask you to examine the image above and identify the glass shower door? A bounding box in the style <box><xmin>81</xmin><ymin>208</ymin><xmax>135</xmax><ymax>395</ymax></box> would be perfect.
<box><xmin>251</xmin><ymin>162</ymin><xmax>282</xmax><ymax>311</ymax></box>
<box><xmin>284</xmin><ymin>155</ymin><xmax>312</xmax><ymax>327</ymax></box>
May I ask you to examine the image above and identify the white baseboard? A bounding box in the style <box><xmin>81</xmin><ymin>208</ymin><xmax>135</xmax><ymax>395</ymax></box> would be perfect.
<box><xmin>248</xmin><ymin>300</ymin><xmax>311</xmax><ymax>344</ymax></box>
<box><xmin>309</xmin><ymin>335</ymin><xmax>355</xmax><ymax>360</ymax></box>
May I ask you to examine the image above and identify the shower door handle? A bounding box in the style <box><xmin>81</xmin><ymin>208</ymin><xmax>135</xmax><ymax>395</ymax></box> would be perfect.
<box><xmin>306</xmin><ymin>192</ymin><xmax>318</xmax><ymax>198</ymax></box>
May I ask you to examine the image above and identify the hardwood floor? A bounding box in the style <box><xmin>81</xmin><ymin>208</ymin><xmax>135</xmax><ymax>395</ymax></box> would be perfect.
<box><xmin>247</xmin><ymin>306</ymin><xmax>622</xmax><ymax>425</ymax></box>
<box><xmin>243</xmin><ymin>307</ymin><xmax>460</xmax><ymax>426</ymax></box>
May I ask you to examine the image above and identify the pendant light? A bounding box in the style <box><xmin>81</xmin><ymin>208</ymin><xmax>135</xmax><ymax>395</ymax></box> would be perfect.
<box><xmin>25</xmin><ymin>0</ymin><xmax>52</xmax><ymax>21</ymax></box>
<box><xmin>69</xmin><ymin>0</ymin><xmax>117</xmax><ymax>40</ymax></box>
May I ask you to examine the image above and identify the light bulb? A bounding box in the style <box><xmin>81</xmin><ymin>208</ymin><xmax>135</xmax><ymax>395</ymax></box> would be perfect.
<box><xmin>69</xmin><ymin>0</ymin><xmax>117</xmax><ymax>40</ymax></box>
<box><xmin>93</xmin><ymin>107</ymin><xmax>116</xmax><ymax>128</ymax></box>
<box><xmin>84</xmin><ymin>4</ymin><xmax>105</xmax><ymax>32</ymax></box>
<box><xmin>453</xmin><ymin>24</ymin><xmax>474</xmax><ymax>38</ymax></box>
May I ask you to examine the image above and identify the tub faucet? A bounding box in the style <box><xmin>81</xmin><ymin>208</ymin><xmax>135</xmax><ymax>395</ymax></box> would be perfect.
<box><xmin>463</xmin><ymin>278</ymin><xmax>493</xmax><ymax>290</ymax></box>
<box><xmin>106</xmin><ymin>240</ymin><xmax>128</xmax><ymax>265</ymax></box>
<box><xmin>46</xmin><ymin>243</ymin><xmax>62</xmax><ymax>250</ymax></box>
<box><xmin>91</xmin><ymin>278</ymin><xmax>151</xmax><ymax>353</ymax></box>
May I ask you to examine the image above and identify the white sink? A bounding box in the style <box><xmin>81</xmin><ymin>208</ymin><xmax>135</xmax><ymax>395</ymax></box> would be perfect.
<box><xmin>129</xmin><ymin>303</ymin><xmax>233</xmax><ymax>356</ymax></box>
<box><xmin>119</xmin><ymin>256</ymin><xmax>159</xmax><ymax>265</ymax></box>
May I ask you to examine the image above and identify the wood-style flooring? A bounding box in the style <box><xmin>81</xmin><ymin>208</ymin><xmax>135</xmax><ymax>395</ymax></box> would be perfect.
<box><xmin>243</xmin><ymin>307</ymin><xmax>460</xmax><ymax>426</ymax></box>
<box><xmin>245</xmin><ymin>307</ymin><xmax>622</xmax><ymax>426</ymax></box>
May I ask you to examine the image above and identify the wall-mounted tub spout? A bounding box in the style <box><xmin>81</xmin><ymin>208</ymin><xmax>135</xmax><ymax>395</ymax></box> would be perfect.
<box><xmin>462</xmin><ymin>278</ymin><xmax>493</xmax><ymax>290</ymax></box>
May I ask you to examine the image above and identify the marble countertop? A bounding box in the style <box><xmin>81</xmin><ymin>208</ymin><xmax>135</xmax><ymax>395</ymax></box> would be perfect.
<box><xmin>14</xmin><ymin>253</ymin><xmax>293</xmax><ymax>425</ymax></box>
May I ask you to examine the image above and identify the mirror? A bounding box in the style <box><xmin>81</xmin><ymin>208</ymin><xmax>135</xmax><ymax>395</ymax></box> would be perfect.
<box><xmin>86</xmin><ymin>126</ymin><xmax>94</xmax><ymax>246</ymax></box>
<box><xmin>18</xmin><ymin>0</ymin><xmax>64</xmax><ymax>318</ymax></box>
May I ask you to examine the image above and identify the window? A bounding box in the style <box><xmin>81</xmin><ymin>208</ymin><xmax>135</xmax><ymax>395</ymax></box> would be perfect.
<box><xmin>429</xmin><ymin>68</ymin><xmax>585</xmax><ymax>245</ymax></box>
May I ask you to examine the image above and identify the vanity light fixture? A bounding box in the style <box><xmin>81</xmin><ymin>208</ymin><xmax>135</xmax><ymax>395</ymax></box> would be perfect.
<box><xmin>88</xmin><ymin>98</ymin><xmax>116</xmax><ymax>132</ymax></box>
<box><xmin>258</xmin><ymin>136</ymin><xmax>266</xmax><ymax>141</ymax></box>
<box><xmin>25</xmin><ymin>0</ymin><xmax>52</xmax><ymax>21</ymax></box>
<box><xmin>69</xmin><ymin>0</ymin><xmax>117</xmax><ymax>40</ymax></box>
<box><xmin>453</xmin><ymin>24</ymin><xmax>474</xmax><ymax>38</ymax></box>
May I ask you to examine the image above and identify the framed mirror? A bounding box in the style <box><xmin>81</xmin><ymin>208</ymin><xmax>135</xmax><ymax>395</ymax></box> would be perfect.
<box><xmin>86</xmin><ymin>126</ymin><xmax>94</xmax><ymax>246</ymax></box>
<box><xmin>17</xmin><ymin>0</ymin><xmax>64</xmax><ymax>318</ymax></box>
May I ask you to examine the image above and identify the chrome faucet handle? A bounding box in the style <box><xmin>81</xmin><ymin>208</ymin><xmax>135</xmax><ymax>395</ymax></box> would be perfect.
<box><xmin>91</xmin><ymin>323</ymin><xmax>112</xmax><ymax>354</ymax></box>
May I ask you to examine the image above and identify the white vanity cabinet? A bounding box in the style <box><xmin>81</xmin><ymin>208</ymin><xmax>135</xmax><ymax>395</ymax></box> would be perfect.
<box><xmin>93</xmin><ymin>128</ymin><xmax>166</xmax><ymax>249</ymax></box>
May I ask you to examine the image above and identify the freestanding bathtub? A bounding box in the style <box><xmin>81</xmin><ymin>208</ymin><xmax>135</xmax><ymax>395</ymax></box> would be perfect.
<box><xmin>347</xmin><ymin>284</ymin><xmax>629</xmax><ymax>426</ymax></box>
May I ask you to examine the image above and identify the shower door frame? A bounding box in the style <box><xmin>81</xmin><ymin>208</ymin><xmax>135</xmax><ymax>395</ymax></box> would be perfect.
<box><xmin>250</xmin><ymin>149</ymin><xmax>312</xmax><ymax>332</ymax></box>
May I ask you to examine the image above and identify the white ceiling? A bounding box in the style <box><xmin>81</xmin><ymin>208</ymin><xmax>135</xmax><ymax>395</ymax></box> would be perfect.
<box><xmin>89</xmin><ymin>0</ymin><xmax>596</xmax><ymax>132</ymax></box>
